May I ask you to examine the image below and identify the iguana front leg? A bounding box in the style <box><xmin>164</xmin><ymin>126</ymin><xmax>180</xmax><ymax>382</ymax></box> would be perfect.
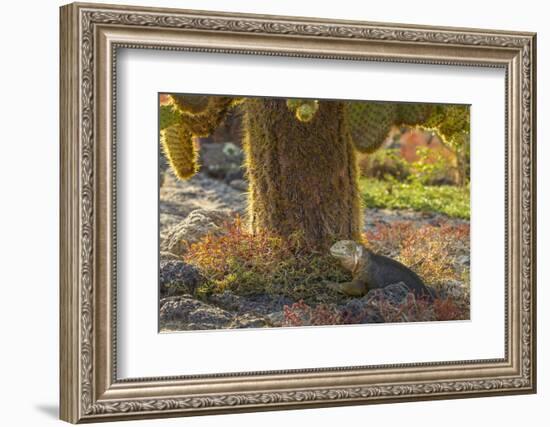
<box><xmin>327</xmin><ymin>279</ymin><xmax>368</xmax><ymax>297</ymax></box>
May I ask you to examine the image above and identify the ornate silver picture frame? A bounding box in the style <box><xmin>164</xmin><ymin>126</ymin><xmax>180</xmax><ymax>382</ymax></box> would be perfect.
<box><xmin>60</xmin><ymin>2</ymin><xmax>536</xmax><ymax>423</ymax></box>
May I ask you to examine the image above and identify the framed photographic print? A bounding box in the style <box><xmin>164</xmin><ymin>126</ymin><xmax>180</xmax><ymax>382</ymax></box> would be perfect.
<box><xmin>59</xmin><ymin>2</ymin><xmax>537</xmax><ymax>423</ymax></box>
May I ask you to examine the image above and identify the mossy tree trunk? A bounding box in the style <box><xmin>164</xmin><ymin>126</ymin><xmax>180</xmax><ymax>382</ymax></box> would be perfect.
<box><xmin>242</xmin><ymin>98</ymin><xmax>361</xmax><ymax>251</ymax></box>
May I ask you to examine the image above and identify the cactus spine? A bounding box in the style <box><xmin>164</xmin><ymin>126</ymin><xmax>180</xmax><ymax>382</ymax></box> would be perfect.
<box><xmin>160</xmin><ymin>124</ymin><xmax>198</xmax><ymax>180</ymax></box>
<box><xmin>346</xmin><ymin>102</ymin><xmax>399</xmax><ymax>153</ymax></box>
<box><xmin>160</xmin><ymin>94</ymin><xmax>469</xmax><ymax>250</ymax></box>
<box><xmin>159</xmin><ymin>95</ymin><xmax>236</xmax><ymax>179</ymax></box>
<box><xmin>243</xmin><ymin>98</ymin><xmax>361</xmax><ymax>250</ymax></box>
<box><xmin>345</xmin><ymin>101</ymin><xmax>468</xmax><ymax>154</ymax></box>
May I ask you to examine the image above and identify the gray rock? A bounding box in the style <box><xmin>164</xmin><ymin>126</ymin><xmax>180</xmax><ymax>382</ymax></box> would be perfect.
<box><xmin>208</xmin><ymin>291</ymin><xmax>295</xmax><ymax>316</ymax></box>
<box><xmin>200</xmin><ymin>142</ymin><xmax>244</xmax><ymax>180</ymax></box>
<box><xmin>426</xmin><ymin>285</ymin><xmax>440</xmax><ymax>300</ymax></box>
<box><xmin>159</xmin><ymin>295</ymin><xmax>273</xmax><ymax>331</ymax></box>
<box><xmin>203</xmin><ymin>291</ymin><xmax>298</xmax><ymax>329</ymax></box>
<box><xmin>224</xmin><ymin>168</ymin><xmax>245</xmax><ymax>183</ymax></box>
<box><xmin>438</xmin><ymin>280</ymin><xmax>467</xmax><ymax>300</ymax></box>
<box><xmin>339</xmin><ymin>299</ymin><xmax>383</xmax><ymax>324</ymax></box>
<box><xmin>229</xmin><ymin>179</ymin><xmax>248</xmax><ymax>192</ymax></box>
<box><xmin>160</xmin><ymin>296</ymin><xmax>234</xmax><ymax>330</ymax></box>
<box><xmin>342</xmin><ymin>298</ymin><xmax>367</xmax><ymax>318</ymax></box>
<box><xmin>457</xmin><ymin>255</ymin><xmax>470</xmax><ymax>266</ymax></box>
<box><xmin>159</xmin><ymin>260</ymin><xmax>203</xmax><ymax>297</ymax></box>
<box><xmin>159</xmin><ymin>251</ymin><xmax>181</xmax><ymax>261</ymax></box>
<box><xmin>336</xmin><ymin>282</ymin><xmax>419</xmax><ymax>324</ymax></box>
<box><xmin>159</xmin><ymin>173</ymin><xmax>247</xmax><ymax>238</ymax></box>
<box><xmin>265</xmin><ymin>311</ymin><xmax>285</xmax><ymax>327</ymax></box>
<box><xmin>366</xmin><ymin>282</ymin><xmax>411</xmax><ymax>306</ymax></box>
<box><xmin>207</xmin><ymin>291</ymin><xmax>245</xmax><ymax>312</ymax></box>
<box><xmin>161</xmin><ymin>208</ymin><xmax>233</xmax><ymax>256</ymax></box>
<box><xmin>358</xmin><ymin>307</ymin><xmax>385</xmax><ymax>324</ymax></box>
<box><xmin>229</xmin><ymin>313</ymin><xmax>267</xmax><ymax>329</ymax></box>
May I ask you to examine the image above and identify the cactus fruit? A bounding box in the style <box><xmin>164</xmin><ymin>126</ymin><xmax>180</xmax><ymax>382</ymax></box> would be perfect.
<box><xmin>296</xmin><ymin>101</ymin><xmax>319</xmax><ymax>122</ymax></box>
<box><xmin>286</xmin><ymin>99</ymin><xmax>303</xmax><ymax>111</ymax></box>
<box><xmin>160</xmin><ymin>124</ymin><xmax>198</xmax><ymax>180</ymax></box>
<box><xmin>286</xmin><ymin>99</ymin><xmax>320</xmax><ymax>123</ymax></box>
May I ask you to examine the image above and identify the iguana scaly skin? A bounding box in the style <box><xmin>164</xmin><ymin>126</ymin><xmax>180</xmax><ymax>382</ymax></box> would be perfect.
<box><xmin>328</xmin><ymin>240</ymin><xmax>433</xmax><ymax>299</ymax></box>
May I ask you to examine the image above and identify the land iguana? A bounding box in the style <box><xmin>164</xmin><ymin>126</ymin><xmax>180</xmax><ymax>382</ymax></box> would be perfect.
<box><xmin>328</xmin><ymin>240</ymin><xmax>434</xmax><ymax>300</ymax></box>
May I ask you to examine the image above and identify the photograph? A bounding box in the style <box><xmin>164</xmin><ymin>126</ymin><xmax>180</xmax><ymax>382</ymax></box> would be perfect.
<box><xmin>57</xmin><ymin>3</ymin><xmax>536</xmax><ymax>422</ymax></box>
<box><xmin>158</xmin><ymin>94</ymin><xmax>471</xmax><ymax>332</ymax></box>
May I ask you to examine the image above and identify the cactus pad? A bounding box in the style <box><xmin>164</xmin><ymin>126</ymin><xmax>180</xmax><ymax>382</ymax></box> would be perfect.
<box><xmin>160</xmin><ymin>104</ymin><xmax>183</xmax><ymax>131</ymax></box>
<box><xmin>160</xmin><ymin>124</ymin><xmax>199</xmax><ymax>180</ymax></box>
<box><xmin>170</xmin><ymin>95</ymin><xmax>211</xmax><ymax>114</ymax></box>
<box><xmin>397</xmin><ymin>103</ymin><xmax>433</xmax><ymax>126</ymax></box>
<box><xmin>425</xmin><ymin>105</ymin><xmax>470</xmax><ymax>145</ymax></box>
<box><xmin>346</xmin><ymin>102</ymin><xmax>398</xmax><ymax>153</ymax></box>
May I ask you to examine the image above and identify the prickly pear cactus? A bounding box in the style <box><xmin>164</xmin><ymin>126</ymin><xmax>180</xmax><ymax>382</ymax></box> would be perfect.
<box><xmin>159</xmin><ymin>95</ymin><xmax>236</xmax><ymax>180</ymax></box>
<box><xmin>176</xmin><ymin>96</ymin><xmax>234</xmax><ymax>136</ymax></box>
<box><xmin>159</xmin><ymin>104</ymin><xmax>183</xmax><ymax>131</ymax></box>
<box><xmin>346</xmin><ymin>102</ymin><xmax>398</xmax><ymax>153</ymax></box>
<box><xmin>424</xmin><ymin>104</ymin><xmax>470</xmax><ymax>146</ymax></box>
<box><xmin>286</xmin><ymin>99</ymin><xmax>320</xmax><ymax>123</ymax></box>
<box><xmin>158</xmin><ymin>93</ymin><xmax>470</xmax><ymax>251</ymax></box>
<box><xmin>160</xmin><ymin>124</ymin><xmax>198</xmax><ymax>180</ymax></box>
<box><xmin>397</xmin><ymin>103</ymin><xmax>433</xmax><ymax>126</ymax></box>
<box><xmin>244</xmin><ymin>98</ymin><xmax>361</xmax><ymax>249</ymax></box>
<box><xmin>346</xmin><ymin>101</ymin><xmax>466</xmax><ymax>153</ymax></box>
<box><xmin>170</xmin><ymin>95</ymin><xmax>210</xmax><ymax>114</ymax></box>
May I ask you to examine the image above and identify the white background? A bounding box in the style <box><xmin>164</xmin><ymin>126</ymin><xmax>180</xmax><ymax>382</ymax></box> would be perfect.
<box><xmin>118</xmin><ymin>50</ymin><xmax>504</xmax><ymax>377</ymax></box>
<box><xmin>0</xmin><ymin>0</ymin><xmax>546</xmax><ymax>426</ymax></box>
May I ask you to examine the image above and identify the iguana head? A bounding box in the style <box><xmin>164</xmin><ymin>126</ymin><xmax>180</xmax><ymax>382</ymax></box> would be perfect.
<box><xmin>330</xmin><ymin>240</ymin><xmax>364</xmax><ymax>272</ymax></box>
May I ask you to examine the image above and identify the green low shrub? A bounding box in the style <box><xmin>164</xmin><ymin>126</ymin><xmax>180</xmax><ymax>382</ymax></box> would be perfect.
<box><xmin>359</xmin><ymin>178</ymin><xmax>470</xmax><ymax>219</ymax></box>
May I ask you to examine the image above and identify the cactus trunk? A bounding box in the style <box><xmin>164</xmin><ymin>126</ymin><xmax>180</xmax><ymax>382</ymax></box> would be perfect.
<box><xmin>243</xmin><ymin>98</ymin><xmax>361</xmax><ymax>251</ymax></box>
